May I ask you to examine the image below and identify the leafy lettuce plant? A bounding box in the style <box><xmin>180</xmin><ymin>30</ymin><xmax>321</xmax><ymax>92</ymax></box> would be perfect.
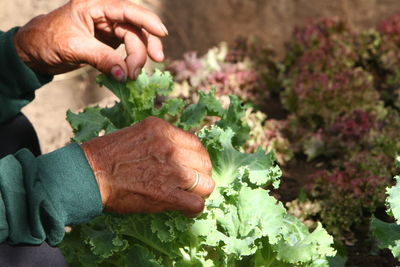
<box><xmin>280</xmin><ymin>19</ymin><xmax>385</xmax><ymax>145</ymax></box>
<box><xmin>61</xmin><ymin>70</ymin><xmax>335</xmax><ymax>266</ymax></box>
<box><xmin>167</xmin><ymin>42</ymin><xmax>264</xmax><ymax>108</ymax></box>
<box><xmin>243</xmin><ymin>110</ymin><xmax>293</xmax><ymax>165</ymax></box>
<box><xmin>371</xmin><ymin>157</ymin><xmax>400</xmax><ymax>259</ymax></box>
<box><xmin>311</xmin><ymin>151</ymin><xmax>391</xmax><ymax>240</ymax></box>
<box><xmin>375</xmin><ymin>14</ymin><xmax>400</xmax><ymax>109</ymax></box>
<box><xmin>271</xmin><ymin>17</ymin><xmax>400</xmax><ymax>245</ymax></box>
<box><xmin>167</xmin><ymin>41</ymin><xmax>293</xmax><ymax>166</ymax></box>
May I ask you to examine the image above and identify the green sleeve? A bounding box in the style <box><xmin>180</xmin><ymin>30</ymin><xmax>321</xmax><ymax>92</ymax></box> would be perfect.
<box><xmin>0</xmin><ymin>27</ymin><xmax>53</xmax><ymax>123</ymax></box>
<box><xmin>0</xmin><ymin>143</ymin><xmax>103</xmax><ymax>246</ymax></box>
<box><xmin>0</xmin><ymin>27</ymin><xmax>103</xmax><ymax>245</ymax></box>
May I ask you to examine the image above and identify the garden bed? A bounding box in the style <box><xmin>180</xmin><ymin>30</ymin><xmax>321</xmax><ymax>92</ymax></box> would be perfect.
<box><xmin>61</xmin><ymin>15</ymin><xmax>400</xmax><ymax>267</ymax></box>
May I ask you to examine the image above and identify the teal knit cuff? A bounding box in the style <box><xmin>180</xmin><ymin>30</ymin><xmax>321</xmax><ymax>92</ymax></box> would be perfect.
<box><xmin>37</xmin><ymin>143</ymin><xmax>103</xmax><ymax>226</ymax></box>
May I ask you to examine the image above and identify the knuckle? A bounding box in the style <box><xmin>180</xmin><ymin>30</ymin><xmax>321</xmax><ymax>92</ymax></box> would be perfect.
<box><xmin>192</xmin><ymin>135</ymin><xmax>204</xmax><ymax>148</ymax></box>
<box><xmin>208</xmin><ymin>177</ymin><xmax>216</xmax><ymax>192</ymax></box>
<box><xmin>113</xmin><ymin>25</ymin><xmax>125</xmax><ymax>38</ymax></box>
<box><xmin>166</xmin><ymin>192</ymin><xmax>179</xmax><ymax>206</ymax></box>
<box><xmin>64</xmin><ymin>38</ymin><xmax>82</xmax><ymax>62</ymax></box>
<box><xmin>181</xmin><ymin>131</ymin><xmax>202</xmax><ymax>148</ymax></box>
<box><xmin>145</xmin><ymin>182</ymin><xmax>166</xmax><ymax>202</ymax></box>
<box><xmin>124</xmin><ymin>1</ymin><xmax>163</xmax><ymax>29</ymax></box>
<box><xmin>149</xmin><ymin>12</ymin><xmax>163</xmax><ymax>24</ymax></box>
<box><xmin>169</xmin><ymin>146</ymin><xmax>186</xmax><ymax>161</ymax></box>
<box><xmin>124</xmin><ymin>0</ymin><xmax>146</xmax><ymax>12</ymax></box>
<box><xmin>202</xmin><ymin>155</ymin><xmax>213</xmax><ymax>173</ymax></box>
<box><xmin>139</xmin><ymin>117</ymin><xmax>151</xmax><ymax>129</ymax></box>
<box><xmin>149</xmin><ymin>142</ymin><xmax>170</xmax><ymax>163</ymax></box>
<box><xmin>144</xmin><ymin>116</ymin><xmax>169</xmax><ymax>131</ymax></box>
<box><xmin>160</xmin><ymin>123</ymin><xmax>179</xmax><ymax>141</ymax></box>
<box><xmin>181</xmin><ymin>168</ymin><xmax>195</xmax><ymax>185</ymax></box>
<box><xmin>133</xmin><ymin>4</ymin><xmax>162</xmax><ymax>23</ymax></box>
<box><xmin>200</xmin><ymin>175</ymin><xmax>215</xmax><ymax>196</ymax></box>
<box><xmin>142</xmin><ymin>116</ymin><xmax>158</xmax><ymax>124</ymax></box>
<box><xmin>141</xmin><ymin>116</ymin><xmax>161</xmax><ymax>130</ymax></box>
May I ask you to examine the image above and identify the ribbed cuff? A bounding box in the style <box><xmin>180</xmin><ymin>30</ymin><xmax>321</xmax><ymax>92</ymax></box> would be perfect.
<box><xmin>37</xmin><ymin>143</ymin><xmax>103</xmax><ymax>226</ymax></box>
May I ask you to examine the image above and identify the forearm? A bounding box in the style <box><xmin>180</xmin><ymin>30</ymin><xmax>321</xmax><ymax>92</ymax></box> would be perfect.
<box><xmin>0</xmin><ymin>28</ymin><xmax>53</xmax><ymax>123</ymax></box>
<box><xmin>0</xmin><ymin>143</ymin><xmax>102</xmax><ymax>245</ymax></box>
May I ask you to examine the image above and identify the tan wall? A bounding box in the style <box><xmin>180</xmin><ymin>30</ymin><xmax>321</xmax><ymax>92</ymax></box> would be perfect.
<box><xmin>0</xmin><ymin>0</ymin><xmax>67</xmax><ymax>29</ymax></box>
<box><xmin>155</xmin><ymin>0</ymin><xmax>400</xmax><ymax>58</ymax></box>
<box><xmin>1</xmin><ymin>0</ymin><xmax>400</xmax><ymax>153</ymax></box>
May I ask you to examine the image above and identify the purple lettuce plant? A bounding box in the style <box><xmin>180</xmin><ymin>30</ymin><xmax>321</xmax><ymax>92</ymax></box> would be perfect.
<box><xmin>376</xmin><ymin>14</ymin><xmax>400</xmax><ymax>108</ymax></box>
<box><xmin>310</xmin><ymin>151</ymin><xmax>391</xmax><ymax>241</ymax></box>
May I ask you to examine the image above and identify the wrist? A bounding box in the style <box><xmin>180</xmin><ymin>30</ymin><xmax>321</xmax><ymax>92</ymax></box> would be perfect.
<box><xmin>81</xmin><ymin>141</ymin><xmax>110</xmax><ymax>208</ymax></box>
<box><xmin>13</xmin><ymin>28</ymin><xmax>34</xmax><ymax>70</ymax></box>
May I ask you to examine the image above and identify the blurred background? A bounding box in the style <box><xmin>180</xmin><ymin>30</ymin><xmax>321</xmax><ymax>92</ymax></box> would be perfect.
<box><xmin>1</xmin><ymin>0</ymin><xmax>400</xmax><ymax>153</ymax></box>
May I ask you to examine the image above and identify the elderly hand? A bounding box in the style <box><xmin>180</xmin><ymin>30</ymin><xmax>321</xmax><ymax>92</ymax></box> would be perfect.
<box><xmin>13</xmin><ymin>0</ymin><xmax>167</xmax><ymax>81</ymax></box>
<box><xmin>81</xmin><ymin>117</ymin><xmax>215</xmax><ymax>217</ymax></box>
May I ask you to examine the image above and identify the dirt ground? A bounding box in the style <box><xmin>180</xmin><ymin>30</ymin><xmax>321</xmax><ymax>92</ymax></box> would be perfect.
<box><xmin>2</xmin><ymin>0</ymin><xmax>400</xmax><ymax>153</ymax></box>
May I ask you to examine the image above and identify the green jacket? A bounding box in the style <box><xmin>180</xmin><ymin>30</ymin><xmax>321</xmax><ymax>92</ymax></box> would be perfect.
<box><xmin>0</xmin><ymin>28</ymin><xmax>102</xmax><ymax>246</ymax></box>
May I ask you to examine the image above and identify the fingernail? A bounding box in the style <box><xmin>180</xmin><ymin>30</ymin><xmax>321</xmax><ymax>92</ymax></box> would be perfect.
<box><xmin>159</xmin><ymin>23</ymin><xmax>169</xmax><ymax>36</ymax></box>
<box><xmin>111</xmin><ymin>65</ymin><xmax>126</xmax><ymax>83</ymax></box>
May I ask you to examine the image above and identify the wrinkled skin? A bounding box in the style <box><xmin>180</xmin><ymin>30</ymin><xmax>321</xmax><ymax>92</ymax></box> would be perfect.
<box><xmin>81</xmin><ymin>117</ymin><xmax>215</xmax><ymax>217</ymax></box>
<box><xmin>13</xmin><ymin>0</ymin><xmax>167</xmax><ymax>81</ymax></box>
<box><xmin>13</xmin><ymin>0</ymin><xmax>215</xmax><ymax>217</ymax></box>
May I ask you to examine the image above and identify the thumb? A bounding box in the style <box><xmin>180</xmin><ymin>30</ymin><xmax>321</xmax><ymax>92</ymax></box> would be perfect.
<box><xmin>169</xmin><ymin>189</ymin><xmax>205</xmax><ymax>217</ymax></box>
<box><xmin>75</xmin><ymin>38</ymin><xmax>128</xmax><ymax>82</ymax></box>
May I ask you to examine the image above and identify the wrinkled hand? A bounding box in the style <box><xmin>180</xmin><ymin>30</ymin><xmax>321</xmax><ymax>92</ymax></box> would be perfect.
<box><xmin>81</xmin><ymin>117</ymin><xmax>215</xmax><ymax>217</ymax></box>
<box><xmin>13</xmin><ymin>0</ymin><xmax>167</xmax><ymax>81</ymax></box>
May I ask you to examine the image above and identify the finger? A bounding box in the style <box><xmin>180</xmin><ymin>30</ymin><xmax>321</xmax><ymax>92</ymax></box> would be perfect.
<box><xmin>176</xmin><ymin>166</ymin><xmax>215</xmax><ymax>197</ymax></box>
<box><xmin>187</xmin><ymin>171</ymin><xmax>215</xmax><ymax>197</ymax></box>
<box><xmin>167</xmin><ymin>189</ymin><xmax>205</xmax><ymax>216</ymax></box>
<box><xmin>146</xmin><ymin>32</ymin><xmax>164</xmax><ymax>62</ymax></box>
<box><xmin>125</xmin><ymin>31</ymin><xmax>147</xmax><ymax>79</ymax></box>
<box><xmin>95</xmin><ymin>31</ymin><xmax>122</xmax><ymax>50</ymax></box>
<box><xmin>94</xmin><ymin>21</ymin><xmax>122</xmax><ymax>49</ymax></box>
<box><xmin>102</xmin><ymin>0</ymin><xmax>168</xmax><ymax>38</ymax></box>
<box><xmin>114</xmin><ymin>24</ymin><xmax>147</xmax><ymax>79</ymax></box>
<box><xmin>171</xmin><ymin>148</ymin><xmax>212</xmax><ymax>174</ymax></box>
<box><xmin>73</xmin><ymin>37</ymin><xmax>127</xmax><ymax>82</ymax></box>
<box><xmin>113</xmin><ymin>25</ymin><xmax>164</xmax><ymax>64</ymax></box>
